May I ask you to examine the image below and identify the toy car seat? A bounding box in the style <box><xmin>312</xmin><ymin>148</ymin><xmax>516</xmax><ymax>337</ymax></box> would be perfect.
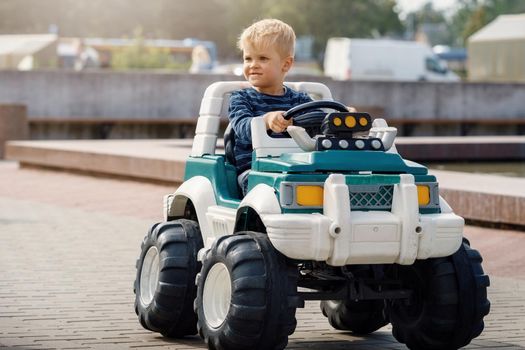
<box><xmin>223</xmin><ymin>123</ymin><xmax>237</xmax><ymax>167</ymax></box>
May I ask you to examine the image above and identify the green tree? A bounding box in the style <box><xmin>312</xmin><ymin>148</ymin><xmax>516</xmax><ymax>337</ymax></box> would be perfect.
<box><xmin>111</xmin><ymin>28</ymin><xmax>190</xmax><ymax>70</ymax></box>
<box><xmin>462</xmin><ymin>5</ymin><xmax>487</xmax><ymax>44</ymax></box>
<box><xmin>224</xmin><ymin>0</ymin><xmax>403</xmax><ymax>60</ymax></box>
<box><xmin>403</xmin><ymin>2</ymin><xmax>455</xmax><ymax>46</ymax></box>
<box><xmin>410</xmin><ymin>1</ymin><xmax>446</xmax><ymax>25</ymax></box>
<box><xmin>0</xmin><ymin>0</ymin><xmax>405</xmax><ymax>62</ymax></box>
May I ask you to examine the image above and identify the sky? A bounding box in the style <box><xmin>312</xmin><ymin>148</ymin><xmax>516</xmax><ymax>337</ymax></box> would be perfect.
<box><xmin>395</xmin><ymin>0</ymin><xmax>459</xmax><ymax>18</ymax></box>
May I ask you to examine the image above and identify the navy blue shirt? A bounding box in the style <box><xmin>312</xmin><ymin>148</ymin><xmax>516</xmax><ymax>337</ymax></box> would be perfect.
<box><xmin>228</xmin><ymin>87</ymin><xmax>312</xmax><ymax>173</ymax></box>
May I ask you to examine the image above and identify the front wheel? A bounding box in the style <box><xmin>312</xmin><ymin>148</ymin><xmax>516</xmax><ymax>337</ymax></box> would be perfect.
<box><xmin>195</xmin><ymin>232</ymin><xmax>300</xmax><ymax>350</ymax></box>
<box><xmin>388</xmin><ymin>238</ymin><xmax>490</xmax><ymax>350</ymax></box>
<box><xmin>134</xmin><ymin>219</ymin><xmax>203</xmax><ymax>338</ymax></box>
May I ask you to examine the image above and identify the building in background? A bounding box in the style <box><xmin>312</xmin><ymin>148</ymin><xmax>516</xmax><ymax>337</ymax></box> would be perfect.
<box><xmin>0</xmin><ymin>34</ymin><xmax>58</xmax><ymax>70</ymax></box>
<box><xmin>0</xmin><ymin>34</ymin><xmax>216</xmax><ymax>71</ymax></box>
<box><xmin>84</xmin><ymin>37</ymin><xmax>216</xmax><ymax>70</ymax></box>
<box><xmin>468</xmin><ymin>13</ymin><xmax>525</xmax><ymax>82</ymax></box>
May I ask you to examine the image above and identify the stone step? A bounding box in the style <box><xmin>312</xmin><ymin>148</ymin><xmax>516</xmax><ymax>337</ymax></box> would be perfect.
<box><xmin>6</xmin><ymin>137</ymin><xmax>525</xmax><ymax>226</ymax></box>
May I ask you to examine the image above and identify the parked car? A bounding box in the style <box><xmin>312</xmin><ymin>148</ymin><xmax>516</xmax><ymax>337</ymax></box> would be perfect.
<box><xmin>324</xmin><ymin>38</ymin><xmax>459</xmax><ymax>82</ymax></box>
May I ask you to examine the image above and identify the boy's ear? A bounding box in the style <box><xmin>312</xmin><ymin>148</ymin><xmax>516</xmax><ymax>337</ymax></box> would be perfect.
<box><xmin>282</xmin><ymin>56</ymin><xmax>294</xmax><ymax>73</ymax></box>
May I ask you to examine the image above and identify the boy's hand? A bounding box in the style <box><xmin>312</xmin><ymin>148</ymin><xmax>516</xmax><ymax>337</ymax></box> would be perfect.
<box><xmin>263</xmin><ymin>111</ymin><xmax>293</xmax><ymax>133</ymax></box>
<box><xmin>347</xmin><ymin>106</ymin><xmax>357</xmax><ymax>112</ymax></box>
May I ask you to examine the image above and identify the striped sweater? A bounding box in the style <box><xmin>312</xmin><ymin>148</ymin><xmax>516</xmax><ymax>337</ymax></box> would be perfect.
<box><xmin>227</xmin><ymin>86</ymin><xmax>312</xmax><ymax>173</ymax></box>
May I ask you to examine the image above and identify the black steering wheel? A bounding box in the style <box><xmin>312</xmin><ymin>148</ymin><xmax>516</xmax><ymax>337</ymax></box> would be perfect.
<box><xmin>282</xmin><ymin>100</ymin><xmax>348</xmax><ymax>132</ymax></box>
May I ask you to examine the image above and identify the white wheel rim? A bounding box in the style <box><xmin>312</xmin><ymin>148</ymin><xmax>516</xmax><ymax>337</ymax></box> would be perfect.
<box><xmin>140</xmin><ymin>246</ymin><xmax>160</xmax><ymax>306</ymax></box>
<box><xmin>203</xmin><ymin>262</ymin><xmax>232</xmax><ymax>329</ymax></box>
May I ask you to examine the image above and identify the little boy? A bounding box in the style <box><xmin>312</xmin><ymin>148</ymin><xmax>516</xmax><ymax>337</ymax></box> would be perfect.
<box><xmin>228</xmin><ymin>19</ymin><xmax>313</xmax><ymax>194</ymax></box>
<box><xmin>229</xmin><ymin>19</ymin><xmax>354</xmax><ymax>195</ymax></box>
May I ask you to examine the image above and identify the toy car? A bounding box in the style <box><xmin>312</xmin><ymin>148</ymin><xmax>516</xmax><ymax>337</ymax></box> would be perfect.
<box><xmin>134</xmin><ymin>81</ymin><xmax>490</xmax><ymax>350</ymax></box>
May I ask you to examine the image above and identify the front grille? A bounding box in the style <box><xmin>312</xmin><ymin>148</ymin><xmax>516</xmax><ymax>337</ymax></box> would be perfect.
<box><xmin>349</xmin><ymin>185</ymin><xmax>394</xmax><ymax>210</ymax></box>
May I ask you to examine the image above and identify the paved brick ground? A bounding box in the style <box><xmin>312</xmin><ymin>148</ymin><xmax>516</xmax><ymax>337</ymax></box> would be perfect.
<box><xmin>1</xmin><ymin>162</ymin><xmax>524</xmax><ymax>349</ymax></box>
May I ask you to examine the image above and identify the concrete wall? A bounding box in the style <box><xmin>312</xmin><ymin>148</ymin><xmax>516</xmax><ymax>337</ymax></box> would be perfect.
<box><xmin>0</xmin><ymin>104</ymin><xmax>28</xmax><ymax>157</ymax></box>
<box><xmin>0</xmin><ymin>70</ymin><xmax>524</xmax><ymax>121</ymax></box>
<box><xmin>0</xmin><ymin>70</ymin><xmax>220</xmax><ymax>120</ymax></box>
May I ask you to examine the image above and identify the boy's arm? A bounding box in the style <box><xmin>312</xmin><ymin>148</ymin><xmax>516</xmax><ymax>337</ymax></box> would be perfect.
<box><xmin>262</xmin><ymin>91</ymin><xmax>312</xmax><ymax>133</ymax></box>
<box><xmin>264</xmin><ymin>111</ymin><xmax>292</xmax><ymax>133</ymax></box>
<box><xmin>228</xmin><ymin>92</ymin><xmax>254</xmax><ymax>144</ymax></box>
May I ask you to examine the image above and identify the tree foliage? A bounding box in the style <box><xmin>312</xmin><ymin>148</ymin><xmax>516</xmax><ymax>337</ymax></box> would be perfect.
<box><xmin>2</xmin><ymin>0</ymin><xmax>524</xmax><ymax>59</ymax></box>
<box><xmin>0</xmin><ymin>0</ymin><xmax>403</xmax><ymax>60</ymax></box>
<box><xmin>401</xmin><ymin>0</ymin><xmax>525</xmax><ymax>47</ymax></box>
<box><xmin>111</xmin><ymin>28</ymin><xmax>190</xmax><ymax>70</ymax></box>
<box><xmin>261</xmin><ymin>0</ymin><xmax>403</xmax><ymax>59</ymax></box>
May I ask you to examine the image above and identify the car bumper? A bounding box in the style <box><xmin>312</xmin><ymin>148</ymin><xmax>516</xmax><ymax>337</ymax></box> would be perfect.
<box><xmin>263</xmin><ymin>174</ymin><xmax>464</xmax><ymax>266</ymax></box>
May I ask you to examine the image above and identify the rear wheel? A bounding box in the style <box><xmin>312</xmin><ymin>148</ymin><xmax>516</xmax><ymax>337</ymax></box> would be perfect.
<box><xmin>321</xmin><ymin>298</ymin><xmax>387</xmax><ymax>334</ymax></box>
<box><xmin>195</xmin><ymin>232</ymin><xmax>300</xmax><ymax>350</ymax></box>
<box><xmin>321</xmin><ymin>266</ymin><xmax>388</xmax><ymax>335</ymax></box>
<box><xmin>134</xmin><ymin>219</ymin><xmax>203</xmax><ymax>338</ymax></box>
<box><xmin>388</xmin><ymin>238</ymin><xmax>490</xmax><ymax>350</ymax></box>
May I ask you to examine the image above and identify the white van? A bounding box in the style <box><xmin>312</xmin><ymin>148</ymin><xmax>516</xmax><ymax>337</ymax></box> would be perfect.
<box><xmin>324</xmin><ymin>38</ymin><xmax>459</xmax><ymax>82</ymax></box>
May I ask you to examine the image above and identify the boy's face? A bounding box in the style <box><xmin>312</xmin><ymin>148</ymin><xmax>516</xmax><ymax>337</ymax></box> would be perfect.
<box><xmin>242</xmin><ymin>43</ymin><xmax>293</xmax><ymax>95</ymax></box>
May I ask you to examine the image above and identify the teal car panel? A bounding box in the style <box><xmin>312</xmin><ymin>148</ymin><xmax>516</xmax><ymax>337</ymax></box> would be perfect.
<box><xmin>248</xmin><ymin>171</ymin><xmax>439</xmax><ymax>214</ymax></box>
<box><xmin>184</xmin><ymin>153</ymin><xmax>438</xmax><ymax>214</ymax></box>
<box><xmin>252</xmin><ymin>150</ymin><xmax>428</xmax><ymax>175</ymax></box>
<box><xmin>185</xmin><ymin>156</ymin><xmax>241</xmax><ymax>209</ymax></box>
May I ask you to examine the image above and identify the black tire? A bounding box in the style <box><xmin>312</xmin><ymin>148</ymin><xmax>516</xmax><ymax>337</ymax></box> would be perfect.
<box><xmin>195</xmin><ymin>232</ymin><xmax>300</xmax><ymax>350</ymax></box>
<box><xmin>134</xmin><ymin>219</ymin><xmax>203</xmax><ymax>338</ymax></box>
<box><xmin>321</xmin><ymin>299</ymin><xmax>388</xmax><ymax>334</ymax></box>
<box><xmin>388</xmin><ymin>238</ymin><xmax>490</xmax><ymax>350</ymax></box>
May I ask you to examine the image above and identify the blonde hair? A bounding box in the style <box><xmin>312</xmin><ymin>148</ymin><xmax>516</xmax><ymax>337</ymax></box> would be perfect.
<box><xmin>237</xmin><ymin>19</ymin><xmax>296</xmax><ymax>58</ymax></box>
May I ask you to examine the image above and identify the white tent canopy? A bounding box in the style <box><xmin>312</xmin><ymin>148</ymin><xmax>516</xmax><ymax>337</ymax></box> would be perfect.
<box><xmin>470</xmin><ymin>14</ymin><xmax>525</xmax><ymax>42</ymax></box>
<box><xmin>468</xmin><ymin>14</ymin><xmax>525</xmax><ymax>82</ymax></box>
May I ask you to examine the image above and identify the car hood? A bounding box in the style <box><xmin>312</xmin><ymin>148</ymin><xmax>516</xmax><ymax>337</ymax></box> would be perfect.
<box><xmin>252</xmin><ymin>150</ymin><xmax>428</xmax><ymax>175</ymax></box>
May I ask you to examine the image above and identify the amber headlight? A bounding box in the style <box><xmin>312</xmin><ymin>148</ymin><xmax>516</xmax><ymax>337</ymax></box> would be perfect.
<box><xmin>322</xmin><ymin>112</ymin><xmax>372</xmax><ymax>135</ymax></box>
<box><xmin>416</xmin><ymin>182</ymin><xmax>440</xmax><ymax>208</ymax></box>
<box><xmin>345</xmin><ymin>116</ymin><xmax>356</xmax><ymax>128</ymax></box>
<box><xmin>280</xmin><ymin>182</ymin><xmax>324</xmax><ymax>208</ymax></box>
<box><xmin>296</xmin><ymin>185</ymin><xmax>324</xmax><ymax>206</ymax></box>
<box><xmin>417</xmin><ymin>185</ymin><xmax>431</xmax><ymax>206</ymax></box>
